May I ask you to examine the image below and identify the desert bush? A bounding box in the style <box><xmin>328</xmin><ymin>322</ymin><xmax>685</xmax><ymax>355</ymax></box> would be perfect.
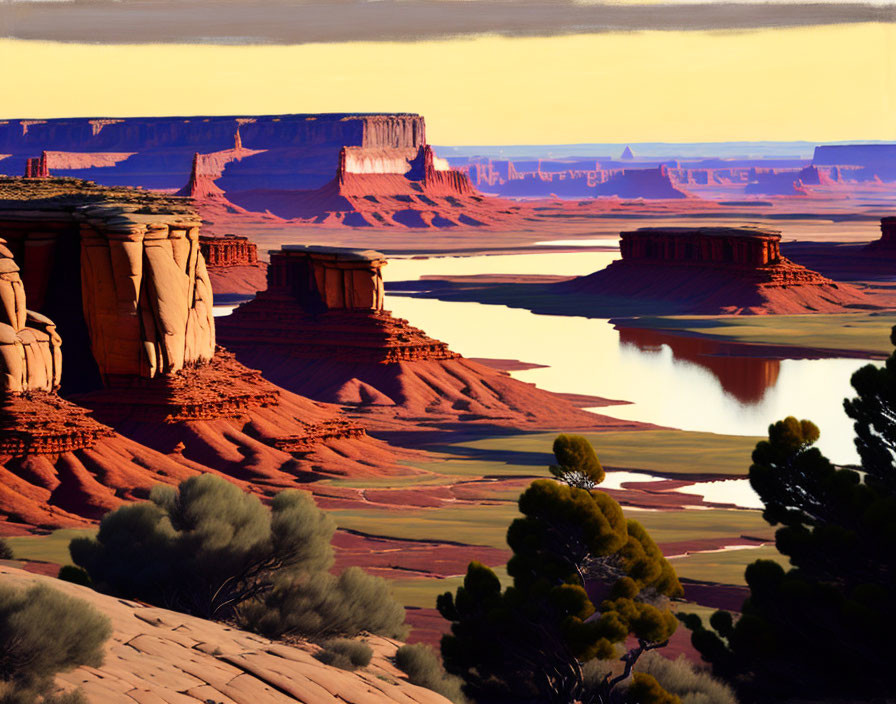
<box><xmin>0</xmin><ymin>683</ymin><xmax>88</xmax><ymax>704</ymax></box>
<box><xmin>394</xmin><ymin>644</ymin><xmax>467</xmax><ymax>704</ymax></box>
<box><xmin>314</xmin><ymin>639</ymin><xmax>373</xmax><ymax>671</ymax></box>
<box><xmin>239</xmin><ymin>566</ymin><xmax>408</xmax><ymax>640</ymax></box>
<box><xmin>0</xmin><ymin>583</ymin><xmax>109</xmax><ymax>698</ymax></box>
<box><xmin>72</xmin><ymin>474</ymin><xmax>408</xmax><ymax>641</ymax></box>
<box><xmin>56</xmin><ymin>566</ymin><xmax>91</xmax><ymax>588</ymax></box>
<box><xmin>633</xmin><ymin>652</ymin><xmax>738</xmax><ymax>704</ymax></box>
<box><xmin>70</xmin><ymin>474</ymin><xmax>335</xmax><ymax>619</ymax></box>
<box><xmin>0</xmin><ymin>539</ymin><xmax>12</xmax><ymax>560</ymax></box>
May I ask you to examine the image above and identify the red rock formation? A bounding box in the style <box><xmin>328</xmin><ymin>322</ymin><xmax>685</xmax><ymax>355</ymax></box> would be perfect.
<box><xmin>23</xmin><ymin>153</ymin><xmax>49</xmax><ymax>179</ymax></box>
<box><xmin>0</xmin><ymin>225</ymin><xmax>208</xmax><ymax>529</ymax></box>
<box><xmin>199</xmin><ymin>234</ymin><xmax>258</xmax><ymax>267</ymax></box>
<box><xmin>199</xmin><ymin>234</ymin><xmax>268</xmax><ymax>298</ymax></box>
<box><xmin>0</xmin><ymin>179</ymin><xmax>406</xmax><ymax>505</ymax></box>
<box><xmin>565</xmin><ymin>226</ymin><xmax>871</xmax><ymax>314</ymax></box>
<box><xmin>217</xmin><ymin>246</ymin><xmax>645</xmax><ymax>433</ymax></box>
<box><xmin>864</xmin><ymin>217</ymin><xmax>896</xmax><ymax>255</ymax></box>
<box><xmin>225</xmin><ymin>145</ymin><xmax>521</xmax><ymax>228</ymax></box>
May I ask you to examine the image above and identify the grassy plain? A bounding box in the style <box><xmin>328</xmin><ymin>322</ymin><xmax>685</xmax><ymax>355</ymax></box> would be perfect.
<box><xmin>621</xmin><ymin>313</ymin><xmax>896</xmax><ymax>358</ymax></box>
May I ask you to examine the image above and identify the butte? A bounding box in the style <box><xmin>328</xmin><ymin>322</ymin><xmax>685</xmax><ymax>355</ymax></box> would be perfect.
<box><xmin>216</xmin><ymin>245</ymin><xmax>644</xmax><ymax>439</ymax></box>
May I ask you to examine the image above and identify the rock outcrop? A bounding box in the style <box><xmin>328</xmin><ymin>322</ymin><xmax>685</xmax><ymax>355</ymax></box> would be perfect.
<box><xmin>0</xmin><ymin>212</ymin><xmax>206</xmax><ymax>529</ymax></box>
<box><xmin>225</xmin><ymin>144</ymin><xmax>518</xmax><ymax>228</ymax></box>
<box><xmin>563</xmin><ymin>226</ymin><xmax>871</xmax><ymax>314</ymax></box>
<box><xmin>0</xmin><ymin>114</ymin><xmax>426</xmax><ymax>190</ymax></box>
<box><xmin>217</xmin><ymin>246</ymin><xmax>642</xmax><ymax>433</ymax></box>
<box><xmin>0</xmin><ymin>566</ymin><xmax>453</xmax><ymax>704</ymax></box>
<box><xmin>0</xmin><ymin>178</ymin><xmax>406</xmax><ymax>530</ymax></box>
<box><xmin>865</xmin><ymin>217</ymin><xmax>896</xmax><ymax>255</ymax></box>
<box><xmin>23</xmin><ymin>152</ymin><xmax>49</xmax><ymax>179</ymax></box>
<box><xmin>199</xmin><ymin>234</ymin><xmax>267</xmax><ymax>298</ymax></box>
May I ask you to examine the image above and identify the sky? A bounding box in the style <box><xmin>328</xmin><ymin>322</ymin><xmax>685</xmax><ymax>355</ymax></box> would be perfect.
<box><xmin>1</xmin><ymin>1</ymin><xmax>894</xmax><ymax>144</ymax></box>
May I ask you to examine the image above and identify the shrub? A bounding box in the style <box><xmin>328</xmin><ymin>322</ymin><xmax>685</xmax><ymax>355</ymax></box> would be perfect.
<box><xmin>239</xmin><ymin>566</ymin><xmax>408</xmax><ymax>640</ymax></box>
<box><xmin>633</xmin><ymin>652</ymin><xmax>738</xmax><ymax>704</ymax></box>
<box><xmin>0</xmin><ymin>683</ymin><xmax>88</xmax><ymax>704</ymax></box>
<box><xmin>56</xmin><ymin>566</ymin><xmax>91</xmax><ymax>588</ymax></box>
<box><xmin>394</xmin><ymin>644</ymin><xmax>467</xmax><ymax>704</ymax></box>
<box><xmin>72</xmin><ymin>474</ymin><xmax>409</xmax><ymax>641</ymax></box>
<box><xmin>0</xmin><ymin>583</ymin><xmax>110</xmax><ymax>697</ymax></box>
<box><xmin>314</xmin><ymin>639</ymin><xmax>373</xmax><ymax>671</ymax></box>
<box><xmin>0</xmin><ymin>539</ymin><xmax>12</xmax><ymax>560</ymax></box>
<box><xmin>70</xmin><ymin>475</ymin><xmax>335</xmax><ymax>619</ymax></box>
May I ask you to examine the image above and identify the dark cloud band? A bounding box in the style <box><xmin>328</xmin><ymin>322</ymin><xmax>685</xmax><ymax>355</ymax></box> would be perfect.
<box><xmin>2</xmin><ymin>1</ymin><xmax>894</xmax><ymax>45</ymax></box>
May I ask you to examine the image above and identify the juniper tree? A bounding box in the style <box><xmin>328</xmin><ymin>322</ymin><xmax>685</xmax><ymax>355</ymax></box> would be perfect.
<box><xmin>684</xmin><ymin>411</ymin><xmax>896</xmax><ymax>701</ymax></box>
<box><xmin>549</xmin><ymin>434</ymin><xmax>605</xmax><ymax>489</ymax></box>
<box><xmin>438</xmin><ymin>468</ymin><xmax>682</xmax><ymax>704</ymax></box>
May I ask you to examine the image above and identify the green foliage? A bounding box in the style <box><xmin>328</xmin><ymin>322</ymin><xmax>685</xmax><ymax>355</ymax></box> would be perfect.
<box><xmin>439</xmin><ymin>437</ymin><xmax>682</xmax><ymax>704</ymax></box>
<box><xmin>550</xmin><ymin>434</ymin><xmax>606</xmax><ymax>488</ymax></box>
<box><xmin>56</xmin><ymin>566</ymin><xmax>91</xmax><ymax>588</ymax></box>
<box><xmin>394</xmin><ymin>644</ymin><xmax>468</xmax><ymax>704</ymax></box>
<box><xmin>683</xmin><ymin>333</ymin><xmax>896</xmax><ymax>703</ymax></box>
<box><xmin>0</xmin><ymin>683</ymin><xmax>88</xmax><ymax>704</ymax></box>
<box><xmin>314</xmin><ymin>639</ymin><xmax>372</xmax><ymax>671</ymax></box>
<box><xmin>71</xmin><ymin>474</ymin><xmax>408</xmax><ymax>641</ymax></box>
<box><xmin>0</xmin><ymin>584</ymin><xmax>110</xmax><ymax>695</ymax></box>
<box><xmin>239</xmin><ymin>566</ymin><xmax>408</xmax><ymax>640</ymax></box>
<box><xmin>0</xmin><ymin>539</ymin><xmax>12</xmax><ymax>561</ymax></box>
<box><xmin>70</xmin><ymin>474</ymin><xmax>336</xmax><ymax>619</ymax></box>
<box><xmin>626</xmin><ymin>673</ymin><xmax>683</xmax><ymax>704</ymax></box>
<box><xmin>631</xmin><ymin>652</ymin><xmax>738</xmax><ymax>704</ymax></box>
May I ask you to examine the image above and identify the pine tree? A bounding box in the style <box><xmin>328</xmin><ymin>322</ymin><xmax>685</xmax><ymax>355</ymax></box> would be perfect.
<box><xmin>438</xmin><ymin>437</ymin><xmax>682</xmax><ymax>704</ymax></box>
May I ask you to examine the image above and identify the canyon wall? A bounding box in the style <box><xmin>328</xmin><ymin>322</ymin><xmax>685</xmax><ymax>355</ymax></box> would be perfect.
<box><xmin>0</xmin><ymin>114</ymin><xmax>426</xmax><ymax>190</ymax></box>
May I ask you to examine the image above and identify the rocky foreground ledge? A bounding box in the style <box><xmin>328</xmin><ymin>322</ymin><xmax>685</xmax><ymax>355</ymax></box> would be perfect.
<box><xmin>0</xmin><ymin>566</ymin><xmax>451</xmax><ymax>704</ymax></box>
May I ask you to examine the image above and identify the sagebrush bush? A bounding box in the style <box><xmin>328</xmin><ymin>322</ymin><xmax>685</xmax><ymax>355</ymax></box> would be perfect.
<box><xmin>70</xmin><ymin>475</ymin><xmax>335</xmax><ymax>619</ymax></box>
<box><xmin>0</xmin><ymin>682</ymin><xmax>88</xmax><ymax>704</ymax></box>
<box><xmin>0</xmin><ymin>584</ymin><xmax>110</xmax><ymax>695</ymax></box>
<box><xmin>635</xmin><ymin>652</ymin><xmax>738</xmax><ymax>704</ymax></box>
<box><xmin>314</xmin><ymin>639</ymin><xmax>373</xmax><ymax>671</ymax></box>
<box><xmin>394</xmin><ymin>644</ymin><xmax>468</xmax><ymax>704</ymax></box>
<box><xmin>72</xmin><ymin>474</ymin><xmax>409</xmax><ymax>642</ymax></box>
<box><xmin>239</xmin><ymin>566</ymin><xmax>407</xmax><ymax>640</ymax></box>
<box><xmin>0</xmin><ymin>539</ymin><xmax>12</xmax><ymax>560</ymax></box>
<box><xmin>583</xmin><ymin>653</ymin><xmax>738</xmax><ymax>704</ymax></box>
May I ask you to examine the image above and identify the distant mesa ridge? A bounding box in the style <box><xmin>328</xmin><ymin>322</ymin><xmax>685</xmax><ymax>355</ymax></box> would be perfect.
<box><xmin>563</xmin><ymin>226</ymin><xmax>871</xmax><ymax>314</ymax></box>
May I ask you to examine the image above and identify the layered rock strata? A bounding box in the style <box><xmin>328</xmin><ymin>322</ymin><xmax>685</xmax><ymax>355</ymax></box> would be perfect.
<box><xmin>217</xmin><ymin>246</ymin><xmax>637</xmax><ymax>432</ymax></box>
<box><xmin>223</xmin><ymin>144</ymin><xmax>520</xmax><ymax>228</ymax></box>
<box><xmin>199</xmin><ymin>234</ymin><xmax>258</xmax><ymax>267</ymax></box>
<box><xmin>564</xmin><ymin>226</ymin><xmax>870</xmax><ymax>314</ymax></box>
<box><xmin>0</xmin><ymin>179</ymin><xmax>400</xmax><ymax>530</ymax></box>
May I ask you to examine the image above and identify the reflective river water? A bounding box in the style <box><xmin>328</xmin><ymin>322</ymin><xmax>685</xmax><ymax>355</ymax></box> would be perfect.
<box><xmin>384</xmin><ymin>251</ymin><xmax>875</xmax><ymax>467</ymax></box>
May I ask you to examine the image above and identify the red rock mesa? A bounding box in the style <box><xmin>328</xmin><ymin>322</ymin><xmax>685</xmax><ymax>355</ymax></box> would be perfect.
<box><xmin>0</xmin><ymin>178</ymin><xmax>402</xmax><ymax>530</ymax></box>
<box><xmin>216</xmin><ymin>245</ymin><xmax>640</xmax><ymax>432</ymax></box>
<box><xmin>563</xmin><ymin>226</ymin><xmax>871</xmax><ymax>314</ymax></box>
<box><xmin>199</xmin><ymin>233</ymin><xmax>267</xmax><ymax>296</ymax></box>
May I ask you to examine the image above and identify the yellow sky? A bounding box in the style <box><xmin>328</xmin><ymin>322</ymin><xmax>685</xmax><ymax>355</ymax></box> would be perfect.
<box><xmin>1</xmin><ymin>23</ymin><xmax>893</xmax><ymax>144</ymax></box>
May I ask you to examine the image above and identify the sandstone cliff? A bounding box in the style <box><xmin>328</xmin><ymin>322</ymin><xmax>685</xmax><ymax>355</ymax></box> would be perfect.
<box><xmin>0</xmin><ymin>566</ymin><xmax>452</xmax><ymax>704</ymax></box>
<box><xmin>0</xmin><ymin>179</ymin><xmax>408</xmax><ymax>531</ymax></box>
<box><xmin>217</xmin><ymin>246</ymin><xmax>644</xmax><ymax>433</ymax></box>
